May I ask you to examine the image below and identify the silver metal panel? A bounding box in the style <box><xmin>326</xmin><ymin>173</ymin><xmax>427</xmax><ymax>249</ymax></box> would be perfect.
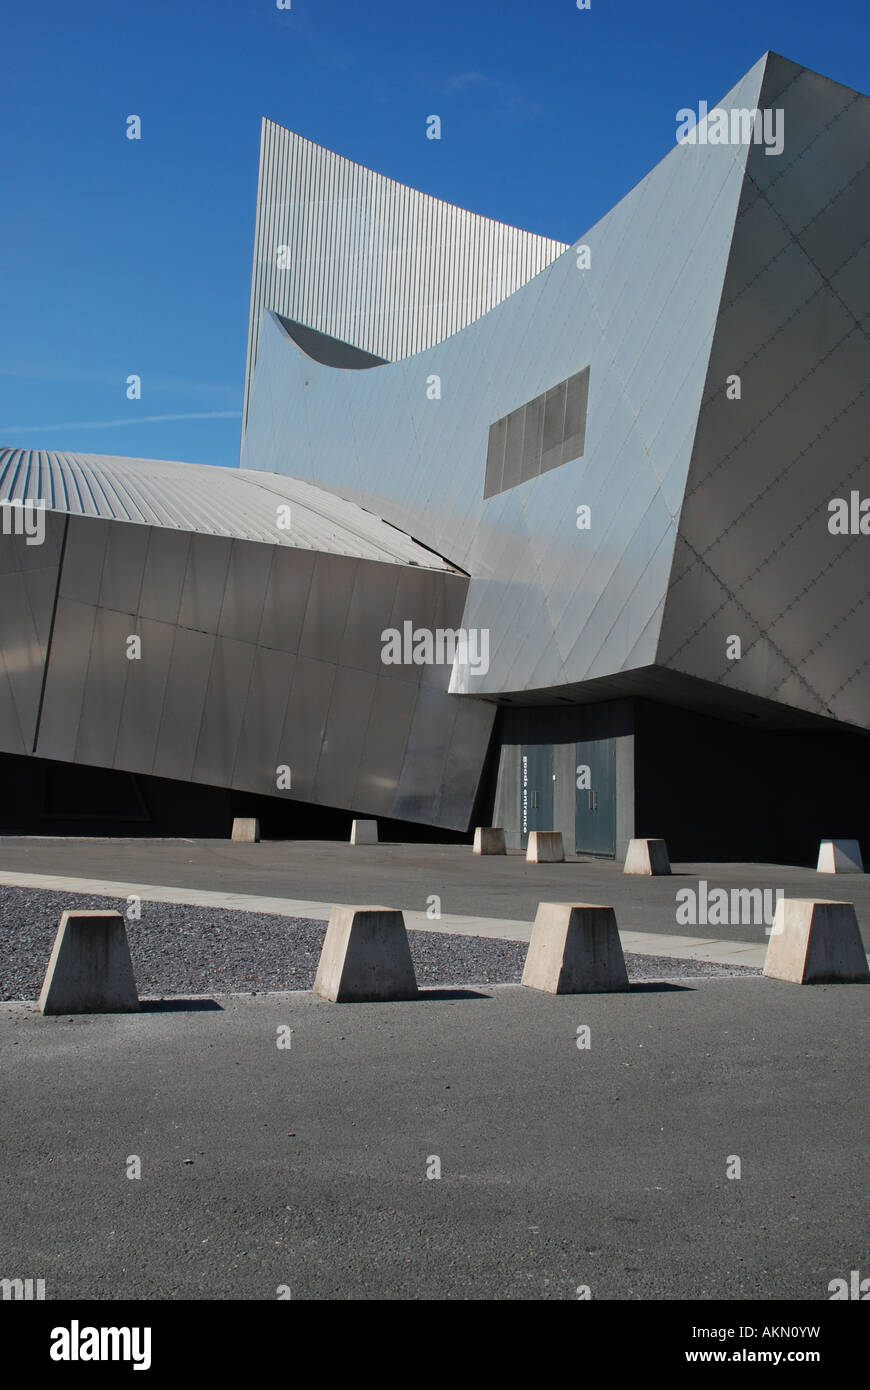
<box><xmin>297</xmin><ymin>554</ymin><xmax>358</xmax><ymax>664</ymax></box>
<box><xmin>178</xmin><ymin>534</ymin><xmax>232</xmax><ymax>635</ymax></box>
<box><xmin>0</xmin><ymin>571</ymin><xmax>35</xmax><ymax>753</ymax></box>
<box><xmin>353</xmin><ymin>675</ymin><xmax>418</xmax><ymax>814</ymax></box>
<box><xmin>139</xmin><ymin>526</ymin><xmax>190</xmax><ymax>625</ymax></box>
<box><xmin>437</xmin><ymin>696</ymin><xmax>498</xmax><ymax>829</ymax></box>
<box><xmin>232</xmin><ymin>647</ymin><xmax>296</xmax><ymax>794</ymax></box>
<box><xmin>338</xmin><ymin>560</ymin><xmax>400</xmax><ymax>676</ymax></box>
<box><xmin>312</xmin><ymin>665</ymin><xmax>378</xmax><ymax>807</ymax></box>
<box><xmin>74</xmin><ymin>606</ymin><xmax>132</xmax><ymax>769</ymax></box>
<box><xmin>35</xmin><ymin>598</ymin><xmax>97</xmax><ymax>762</ymax></box>
<box><xmin>151</xmin><ymin>628</ymin><xmax>215</xmax><ymax>782</ymax></box>
<box><xmin>0</xmin><ymin>519</ymin><xmax>63</xmax><ymax>752</ymax></box>
<box><xmin>59</xmin><ymin>516</ymin><xmax>107</xmax><ymax>605</ymax></box>
<box><xmin>278</xmin><ymin>656</ymin><xmax>337</xmax><ymax>801</ymax></box>
<box><xmin>98</xmin><ymin>520</ymin><xmax>149</xmax><ymax>615</ymax></box>
<box><xmin>114</xmin><ymin>615</ymin><xmax>176</xmax><ymax>775</ymax></box>
<box><xmin>258</xmin><ymin>547</ymin><xmax>316</xmax><ymax>653</ymax></box>
<box><xmin>392</xmin><ymin>685</ymin><xmax>459</xmax><ymax>823</ymax></box>
<box><xmin>218</xmin><ymin>539</ymin><xmax>274</xmax><ymax>642</ymax></box>
<box><xmin>0</xmin><ymin>655</ymin><xmax>25</xmax><ymax>754</ymax></box>
<box><xmin>192</xmin><ymin>637</ymin><xmax>257</xmax><ymax>788</ymax></box>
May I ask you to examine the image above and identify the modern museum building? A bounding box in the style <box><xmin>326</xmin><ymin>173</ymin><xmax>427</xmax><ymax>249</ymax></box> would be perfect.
<box><xmin>2</xmin><ymin>50</ymin><xmax>869</xmax><ymax>863</ymax></box>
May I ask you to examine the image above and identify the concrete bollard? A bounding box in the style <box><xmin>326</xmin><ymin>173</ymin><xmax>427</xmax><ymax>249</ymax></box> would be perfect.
<box><xmin>473</xmin><ymin>827</ymin><xmax>506</xmax><ymax>855</ymax></box>
<box><xmin>522</xmin><ymin>902</ymin><xmax>629</xmax><ymax>994</ymax></box>
<box><xmin>526</xmin><ymin>831</ymin><xmax>564</xmax><ymax>863</ymax></box>
<box><xmin>764</xmin><ymin>898</ymin><xmax>870</xmax><ymax>984</ymax></box>
<box><xmin>350</xmin><ymin>819</ymin><xmax>378</xmax><ymax>845</ymax></box>
<box><xmin>816</xmin><ymin>839</ymin><xmax>863</xmax><ymax>874</ymax></box>
<box><xmin>231</xmin><ymin>817</ymin><xmax>260</xmax><ymax>843</ymax></box>
<box><xmin>313</xmin><ymin>906</ymin><xmax>418</xmax><ymax>1002</ymax></box>
<box><xmin>624</xmin><ymin>838</ymin><xmax>670</xmax><ymax>875</ymax></box>
<box><xmin>39</xmin><ymin>911</ymin><xmax>140</xmax><ymax>1014</ymax></box>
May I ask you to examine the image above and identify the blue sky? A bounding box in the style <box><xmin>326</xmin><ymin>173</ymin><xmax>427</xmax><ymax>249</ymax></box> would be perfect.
<box><xmin>2</xmin><ymin>0</ymin><xmax>867</xmax><ymax>469</ymax></box>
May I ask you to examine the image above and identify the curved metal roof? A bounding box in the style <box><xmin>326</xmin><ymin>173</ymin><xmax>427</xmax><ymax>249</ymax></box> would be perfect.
<box><xmin>0</xmin><ymin>448</ymin><xmax>459</xmax><ymax>571</ymax></box>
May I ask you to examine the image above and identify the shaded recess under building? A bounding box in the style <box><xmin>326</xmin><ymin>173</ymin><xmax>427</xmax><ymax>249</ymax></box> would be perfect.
<box><xmin>2</xmin><ymin>50</ymin><xmax>870</xmax><ymax>861</ymax></box>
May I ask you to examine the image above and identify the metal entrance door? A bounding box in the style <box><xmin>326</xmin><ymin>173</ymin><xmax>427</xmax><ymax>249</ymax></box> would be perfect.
<box><xmin>520</xmin><ymin>744</ymin><xmax>553</xmax><ymax>848</ymax></box>
<box><xmin>575</xmin><ymin>737</ymin><xmax>616</xmax><ymax>856</ymax></box>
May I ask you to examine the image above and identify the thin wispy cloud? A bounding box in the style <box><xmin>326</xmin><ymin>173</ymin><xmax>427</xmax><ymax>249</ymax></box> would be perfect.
<box><xmin>0</xmin><ymin>364</ymin><xmax>238</xmax><ymax>399</ymax></box>
<box><xmin>434</xmin><ymin>70</ymin><xmax>545</xmax><ymax>122</ymax></box>
<box><xmin>0</xmin><ymin>411</ymin><xmax>241</xmax><ymax>433</ymax></box>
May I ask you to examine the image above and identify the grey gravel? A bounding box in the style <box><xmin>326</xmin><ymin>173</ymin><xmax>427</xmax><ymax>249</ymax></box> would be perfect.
<box><xmin>0</xmin><ymin>887</ymin><xmax>761</xmax><ymax>1000</ymax></box>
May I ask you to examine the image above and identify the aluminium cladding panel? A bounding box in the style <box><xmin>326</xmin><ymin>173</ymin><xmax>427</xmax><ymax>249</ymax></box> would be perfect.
<box><xmin>191</xmin><ymin>636</ymin><xmax>258</xmax><ymax>789</ymax></box>
<box><xmin>139</xmin><ymin>526</ymin><xmax>191</xmax><ymax>626</ymax></box>
<box><xmin>0</xmin><ymin>513</ymin><xmax>65</xmax><ymax>755</ymax></box>
<box><xmin>74</xmin><ymin>605</ymin><xmax>138</xmax><ymax>769</ymax></box>
<box><xmin>231</xmin><ymin>646</ymin><xmax>297</xmax><ymax>794</ymax></box>
<box><xmin>241</xmin><ymin>117</ymin><xmax>568</xmax><ymax>438</ymax></box>
<box><xmin>258</xmin><ymin>546</ymin><xmax>317</xmax><ymax>652</ymax></box>
<box><xmin>151</xmin><ymin>627</ymin><xmax>216</xmax><ymax>782</ymax></box>
<box><xmin>114</xmin><ymin>616</ymin><xmax>176</xmax><ymax>775</ymax></box>
<box><xmin>351</xmin><ymin>674</ymin><xmax>419</xmax><ymax>816</ymax></box>
<box><xmin>98</xmin><ymin>519</ymin><xmax>150</xmax><ymax>615</ymax></box>
<box><xmin>274</xmin><ymin>655</ymin><xmax>337</xmax><ymax>802</ymax></box>
<box><xmin>658</xmin><ymin>54</ymin><xmax>870</xmax><ymax>731</ymax></box>
<box><xmin>435</xmin><ymin>693</ymin><xmax>498</xmax><ymax>829</ymax></box>
<box><xmin>311</xmin><ymin>664</ymin><xmax>379</xmax><ymax>808</ymax></box>
<box><xmin>177</xmin><ymin>533</ymin><xmax>233</xmax><ymax>634</ymax></box>
<box><xmin>388</xmin><ymin>678</ymin><xmax>496</xmax><ymax>830</ymax></box>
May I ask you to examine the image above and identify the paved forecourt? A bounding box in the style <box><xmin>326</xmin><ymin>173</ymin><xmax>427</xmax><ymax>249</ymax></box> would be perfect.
<box><xmin>2</xmin><ymin>838</ymin><xmax>869</xmax><ymax>963</ymax></box>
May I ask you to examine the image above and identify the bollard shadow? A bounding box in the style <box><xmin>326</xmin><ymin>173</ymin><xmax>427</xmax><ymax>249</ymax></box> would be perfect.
<box><xmin>626</xmin><ymin>981</ymin><xmax>695</xmax><ymax>993</ymax></box>
<box><xmin>416</xmin><ymin>987</ymin><xmax>491</xmax><ymax>1001</ymax></box>
<box><xmin>139</xmin><ymin>998</ymin><xmax>223</xmax><ymax>1012</ymax></box>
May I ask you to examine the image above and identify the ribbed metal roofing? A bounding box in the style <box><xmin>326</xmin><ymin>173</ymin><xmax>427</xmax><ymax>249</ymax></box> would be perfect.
<box><xmin>242</xmin><ymin>118</ymin><xmax>568</xmax><ymax>437</ymax></box>
<box><xmin>0</xmin><ymin>448</ymin><xmax>458</xmax><ymax>571</ymax></box>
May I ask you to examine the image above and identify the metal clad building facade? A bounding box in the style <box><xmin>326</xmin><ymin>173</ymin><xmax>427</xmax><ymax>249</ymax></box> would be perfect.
<box><xmin>241</xmin><ymin>118</ymin><xmax>568</xmax><ymax>437</ymax></box>
<box><xmin>3</xmin><ymin>52</ymin><xmax>870</xmax><ymax>858</ymax></box>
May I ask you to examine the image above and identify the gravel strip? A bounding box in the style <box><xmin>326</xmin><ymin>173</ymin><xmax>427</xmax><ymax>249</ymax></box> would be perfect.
<box><xmin>0</xmin><ymin>887</ymin><xmax>761</xmax><ymax>1000</ymax></box>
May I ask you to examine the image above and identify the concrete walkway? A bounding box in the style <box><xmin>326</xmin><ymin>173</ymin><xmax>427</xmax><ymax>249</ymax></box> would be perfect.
<box><xmin>0</xmin><ymin>869</ymin><xmax>769</xmax><ymax>968</ymax></box>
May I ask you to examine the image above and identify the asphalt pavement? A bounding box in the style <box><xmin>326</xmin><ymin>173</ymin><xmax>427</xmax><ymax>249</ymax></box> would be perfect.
<box><xmin>2</xmin><ymin>837</ymin><xmax>868</xmax><ymax>947</ymax></box>
<box><xmin>1</xmin><ymin>977</ymin><xmax>866</xmax><ymax>1300</ymax></box>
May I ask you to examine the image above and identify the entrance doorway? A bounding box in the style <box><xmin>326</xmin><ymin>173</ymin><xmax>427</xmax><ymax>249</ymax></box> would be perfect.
<box><xmin>575</xmin><ymin>737</ymin><xmax>616</xmax><ymax>856</ymax></box>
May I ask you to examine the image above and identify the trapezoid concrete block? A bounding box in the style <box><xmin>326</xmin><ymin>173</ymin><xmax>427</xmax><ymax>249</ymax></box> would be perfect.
<box><xmin>231</xmin><ymin>817</ymin><xmax>260</xmax><ymax>842</ymax></box>
<box><xmin>764</xmin><ymin>898</ymin><xmax>870</xmax><ymax>984</ymax></box>
<box><xmin>350</xmin><ymin>819</ymin><xmax>378</xmax><ymax>845</ymax></box>
<box><xmin>474</xmin><ymin>827</ymin><xmax>506</xmax><ymax>855</ymax></box>
<box><xmin>624</xmin><ymin>838</ymin><xmax>670</xmax><ymax>875</ymax></box>
<box><xmin>521</xmin><ymin>902</ymin><xmax>629</xmax><ymax>994</ymax></box>
<box><xmin>816</xmin><ymin>839</ymin><xmax>864</xmax><ymax>873</ymax></box>
<box><xmin>313</xmin><ymin>906</ymin><xmax>418</xmax><ymax>1002</ymax></box>
<box><xmin>38</xmin><ymin>911</ymin><xmax>140</xmax><ymax>1014</ymax></box>
<box><xmin>526</xmin><ymin>831</ymin><xmax>564</xmax><ymax>863</ymax></box>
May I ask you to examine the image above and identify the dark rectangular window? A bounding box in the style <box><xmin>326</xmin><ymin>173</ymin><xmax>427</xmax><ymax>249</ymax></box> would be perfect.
<box><xmin>484</xmin><ymin>366</ymin><xmax>589</xmax><ymax>499</ymax></box>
